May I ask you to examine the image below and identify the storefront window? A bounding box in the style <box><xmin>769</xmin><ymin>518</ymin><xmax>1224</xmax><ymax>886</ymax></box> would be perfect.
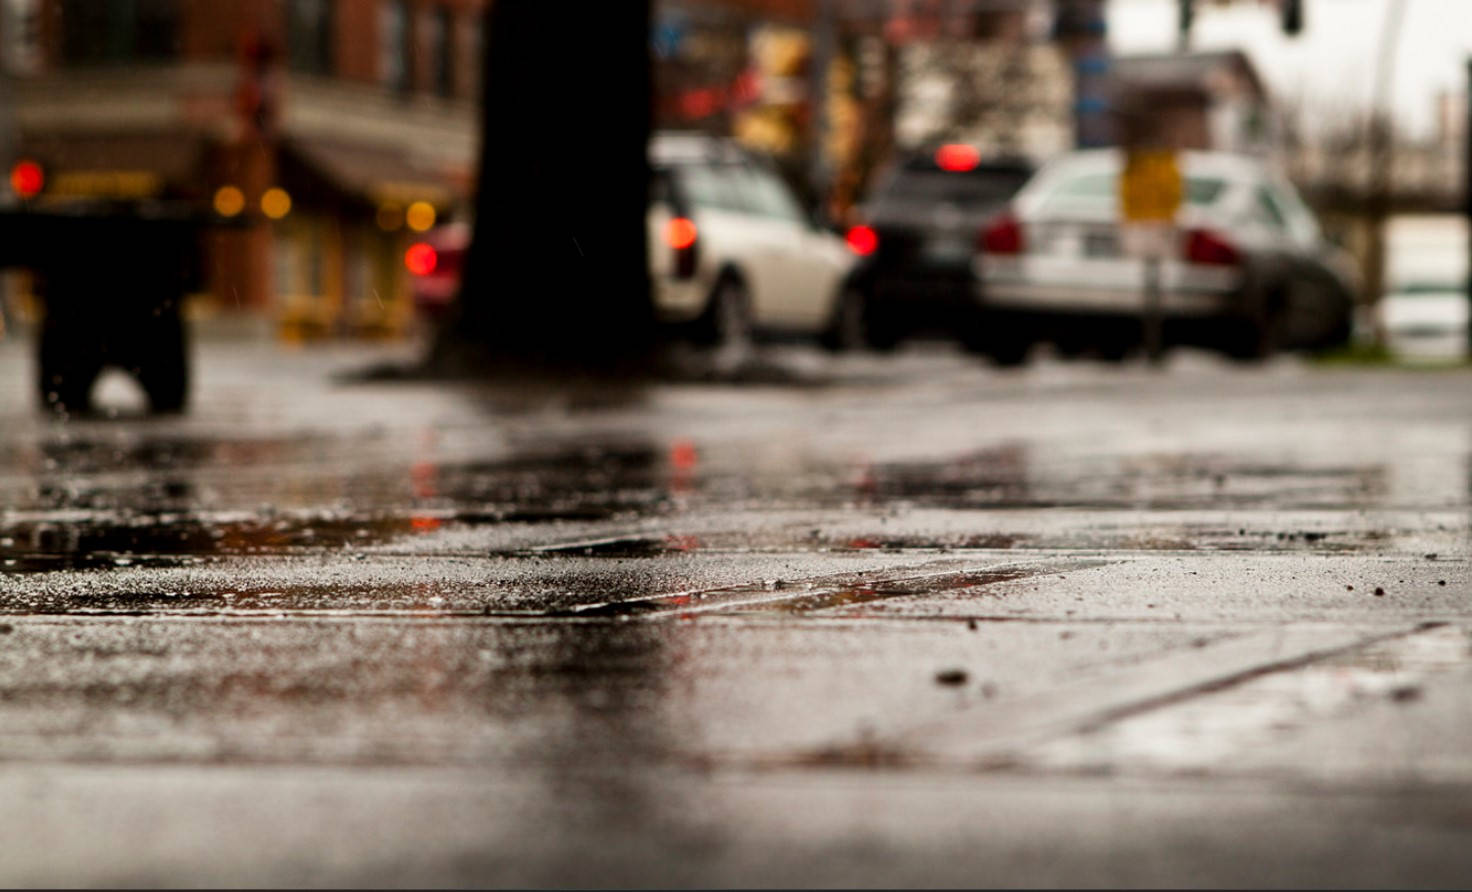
<box><xmin>379</xmin><ymin>0</ymin><xmax>410</xmax><ymax>92</ymax></box>
<box><xmin>287</xmin><ymin>0</ymin><xmax>334</xmax><ymax>76</ymax></box>
<box><xmin>424</xmin><ymin>6</ymin><xmax>454</xmax><ymax>98</ymax></box>
<box><xmin>59</xmin><ymin>0</ymin><xmax>178</xmax><ymax>65</ymax></box>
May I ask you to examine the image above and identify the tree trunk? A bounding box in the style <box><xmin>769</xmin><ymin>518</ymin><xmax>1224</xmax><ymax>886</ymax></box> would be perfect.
<box><xmin>434</xmin><ymin>0</ymin><xmax>655</xmax><ymax>372</ymax></box>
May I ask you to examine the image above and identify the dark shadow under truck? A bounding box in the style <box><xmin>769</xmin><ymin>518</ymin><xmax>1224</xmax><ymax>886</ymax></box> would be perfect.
<box><xmin>0</xmin><ymin>199</ymin><xmax>211</xmax><ymax>415</ymax></box>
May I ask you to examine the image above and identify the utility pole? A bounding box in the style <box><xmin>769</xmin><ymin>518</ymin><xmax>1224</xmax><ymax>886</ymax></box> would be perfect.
<box><xmin>1364</xmin><ymin>0</ymin><xmax>1407</xmax><ymax>349</ymax></box>
<box><xmin>808</xmin><ymin>0</ymin><xmax>837</xmax><ymax>215</ymax></box>
<box><xmin>1465</xmin><ymin>58</ymin><xmax>1472</xmax><ymax>358</ymax></box>
<box><xmin>1177</xmin><ymin>0</ymin><xmax>1194</xmax><ymax>53</ymax></box>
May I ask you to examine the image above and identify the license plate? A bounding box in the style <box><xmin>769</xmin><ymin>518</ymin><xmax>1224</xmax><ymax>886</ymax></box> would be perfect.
<box><xmin>923</xmin><ymin>235</ymin><xmax>971</xmax><ymax>263</ymax></box>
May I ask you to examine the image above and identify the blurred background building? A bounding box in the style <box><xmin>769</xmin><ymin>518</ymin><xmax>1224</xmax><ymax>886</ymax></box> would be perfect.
<box><xmin>0</xmin><ymin>0</ymin><xmax>485</xmax><ymax>339</ymax></box>
<box><xmin>3</xmin><ymin>0</ymin><xmax>1449</xmax><ymax>347</ymax></box>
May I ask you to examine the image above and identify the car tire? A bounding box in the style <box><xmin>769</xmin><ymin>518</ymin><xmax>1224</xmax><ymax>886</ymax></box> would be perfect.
<box><xmin>38</xmin><ymin>315</ymin><xmax>100</xmax><ymax>415</ymax></box>
<box><xmin>822</xmin><ymin>287</ymin><xmax>870</xmax><ymax>353</ymax></box>
<box><xmin>963</xmin><ymin>321</ymin><xmax>1029</xmax><ymax>367</ymax></box>
<box><xmin>987</xmin><ymin>338</ymin><xmax>1031</xmax><ymax>368</ymax></box>
<box><xmin>697</xmin><ymin>276</ymin><xmax>753</xmax><ymax>352</ymax></box>
<box><xmin>1223</xmin><ymin>304</ymin><xmax>1284</xmax><ymax>362</ymax></box>
<box><xmin>135</xmin><ymin>311</ymin><xmax>190</xmax><ymax>414</ymax></box>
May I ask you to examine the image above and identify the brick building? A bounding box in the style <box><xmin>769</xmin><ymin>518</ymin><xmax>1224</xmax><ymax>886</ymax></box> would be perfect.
<box><xmin>1</xmin><ymin>0</ymin><xmax>486</xmax><ymax>336</ymax></box>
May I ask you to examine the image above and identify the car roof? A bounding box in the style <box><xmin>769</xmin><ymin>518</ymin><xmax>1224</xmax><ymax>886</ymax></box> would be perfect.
<box><xmin>1032</xmin><ymin>148</ymin><xmax>1271</xmax><ymax>183</ymax></box>
<box><xmin>650</xmin><ymin>131</ymin><xmax>750</xmax><ymax>166</ymax></box>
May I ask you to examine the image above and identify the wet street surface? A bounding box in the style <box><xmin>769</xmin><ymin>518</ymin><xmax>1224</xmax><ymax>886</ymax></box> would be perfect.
<box><xmin>2</xmin><ymin>336</ymin><xmax>1472</xmax><ymax>887</ymax></box>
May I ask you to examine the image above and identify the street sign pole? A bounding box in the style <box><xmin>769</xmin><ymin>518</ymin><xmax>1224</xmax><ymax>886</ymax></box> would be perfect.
<box><xmin>1143</xmin><ymin>254</ymin><xmax>1163</xmax><ymax>364</ymax></box>
<box><xmin>1120</xmin><ymin>150</ymin><xmax>1182</xmax><ymax>368</ymax></box>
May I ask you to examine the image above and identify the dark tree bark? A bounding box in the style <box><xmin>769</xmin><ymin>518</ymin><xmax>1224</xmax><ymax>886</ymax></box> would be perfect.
<box><xmin>434</xmin><ymin>0</ymin><xmax>655</xmax><ymax>372</ymax></box>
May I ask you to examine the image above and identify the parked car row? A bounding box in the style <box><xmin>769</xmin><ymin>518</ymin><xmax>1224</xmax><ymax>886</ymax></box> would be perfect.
<box><xmin>409</xmin><ymin>133</ymin><xmax>1358</xmax><ymax>365</ymax></box>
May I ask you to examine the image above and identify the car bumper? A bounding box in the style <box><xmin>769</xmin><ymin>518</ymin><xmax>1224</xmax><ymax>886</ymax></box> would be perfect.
<box><xmin>980</xmin><ymin>281</ymin><xmax>1233</xmax><ymax>317</ymax></box>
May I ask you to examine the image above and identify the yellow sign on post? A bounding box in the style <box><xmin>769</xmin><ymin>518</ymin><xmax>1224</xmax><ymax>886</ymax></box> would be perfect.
<box><xmin>1119</xmin><ymin>149</ymin><xmax>1182</xmax><ymax>223</ymax></box>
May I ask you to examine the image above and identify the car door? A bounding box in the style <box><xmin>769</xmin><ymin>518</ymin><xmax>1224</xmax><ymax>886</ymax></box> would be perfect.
<box><xmin>686</xmin><ymin>162</ymin><xmax>792</xmax><ymax>326</ymax></box>
<box><xmin>1250</xmin><ymin>182</ymin><xmax>1347</xmax><ymax>346</ymax></box>
<box><xmin>739</xmin><ymin>165</ymin><xmax>837</xmax><ymax>330</ymax></box>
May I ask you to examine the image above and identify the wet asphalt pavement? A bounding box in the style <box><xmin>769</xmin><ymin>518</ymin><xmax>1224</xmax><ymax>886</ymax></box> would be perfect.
<box><xmin>2</xmin><ymin>333</ymin><xmax>1472</xmax><ymax>887</ymax></box>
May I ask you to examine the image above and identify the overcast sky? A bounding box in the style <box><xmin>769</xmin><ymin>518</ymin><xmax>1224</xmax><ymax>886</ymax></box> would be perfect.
<box><xmin>1107</xmin><ymin>0</ymin><xmax>1472</xmax><ymax>138</ymax></box>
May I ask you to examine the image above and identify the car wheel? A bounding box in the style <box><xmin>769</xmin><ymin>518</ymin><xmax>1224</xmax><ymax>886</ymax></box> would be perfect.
<box><xmin>38</xmin><ymin>314</ymin><xmax>100</xmax><ymax>415</ymax></box>
<box><xmin>963</xmin><ymin>322</ymin><xmax>1029</xmax><ymax>367</ymax></box>
<box><xmin>987</xmin><ymin>338</ymin><xmax>1031</xmax><ymax>368</ymax></box>
<box><xmin>1096</xmin><ymin>337</ymin><xmax>1134</xmax><ymax>363</ymax></box>
<box><xmin>1223</xmin><ymin>303</ymin><xmax>1284</xmax><ymax>361</ymax></box>
<box><xmin>823</xmin><ymin>287</ymin><xmax>869</xmax><ymax>352</ymax></box>
<box><xmin>135</xmin><ymin>311</ymin><xmax>190</xmax><ymax>414</ymax></box>
<box><xmin>701</xmin><ymin>277</ymin><xmax>752</xmax><ymax>352</ymax></box>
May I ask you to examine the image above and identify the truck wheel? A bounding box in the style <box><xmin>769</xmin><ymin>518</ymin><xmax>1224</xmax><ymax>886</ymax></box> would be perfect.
<box><xmin>38</xmin><ymin>318</ymin><xmax>100</xmax><ymax>414</ymax></box>
<box><xmin>136</xmin><ymin>312</ymin><xmax>189</xmax><ymax>414</ymax></box>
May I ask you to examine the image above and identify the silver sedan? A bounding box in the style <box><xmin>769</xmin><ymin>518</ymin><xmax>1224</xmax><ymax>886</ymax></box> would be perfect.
<box><xmin>975</xmin><ymin>149</ymin><xmax>1357</xmax><ymax>362</ymax></box>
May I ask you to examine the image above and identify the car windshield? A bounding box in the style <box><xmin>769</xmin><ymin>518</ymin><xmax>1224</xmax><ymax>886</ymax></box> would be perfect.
<box><xmin>1034</xmin><ymin>171</ymin><xmax>1228</xmax><ymax>217</ymax></box>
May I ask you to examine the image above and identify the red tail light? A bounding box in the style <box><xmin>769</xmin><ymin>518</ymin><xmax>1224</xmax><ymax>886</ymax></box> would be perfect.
<box><xmin>10</xmin><ymin>159</ymin><xmax>43</xmax><ymax>199</ymax></box>
<box><xmin>1184</xmin><ymin>228</ymin><xmax>1241</xmax><ymax>267</ymax></box>
<box><xmin>665</xmin><ymin>217</ymin><xmax>698</xmax><ymax>250</ymax></box>
<box><xmin>405</xmin><ymin>242</ymin><xmax>438</xmax><ymax>276</ymax></box>
<box><xmin>935</xmin><ymin>144</ymin><xmax>980</xmax><ymax>173</ymax></box>
<box><xmin>845</xmin><ymin>224</ymin><xmax>879</xmax><ymax>256</ymax></box>
<box><xmin>980</xmin><ymin>212</ymin><xmax>1024</xmax><ymax>255</ymax></box>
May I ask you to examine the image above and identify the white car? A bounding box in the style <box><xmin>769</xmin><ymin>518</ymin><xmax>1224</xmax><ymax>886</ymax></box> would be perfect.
<box><xmin>976</xmin><ymin>149</ymin><xmax>1356</xmax><ymax>362</ymax></box>
<box><xmin>1378</xmin><ymin>215</ymin><xmax>1467</xmax><ymax>360</ymax></box>
<box><xmin>648</xmin><ymin>133</ymin><xmax>859</xmax><ymax>348</ymax></box>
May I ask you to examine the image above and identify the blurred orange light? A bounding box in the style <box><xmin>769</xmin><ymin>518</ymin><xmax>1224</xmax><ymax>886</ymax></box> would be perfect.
<box><xmin>10</xmin><ymin>160</ymin><xmax>43</xmax><ymax>198</ymax></box>
<box><xmin>405</xmin><ymin>201</ymin><xmax>436</xmax><ymax>232</ymax></box>
<box><xmin>213</xmin><ymin>185</ymin><xmax>246</xmax><ymax>217</ymax></box>
<box><xmin>376</xmin><ymin>203</ymin><xmax>404</xmax><ymax>231</ymax></box>
<box><xmin>935</xmin><ymin>144</ymin><xmax>980</xmax><ymax>172</ymax></box>
<box><xmin>405</xmin><ymin>242</ymin><xmax>438</xmax><ymax>276</ymax></box>
<box><xmin>260</xmin><ymin>187</ymin><xmax>292</xmax><ymax>219</ymax></box>
<box><xmin>665</xmin><ymin>217</ymin><xmax>698</xmax><ymax>250</ymax></box>
<box><xmin>845</xmin><ymin>224</ymin><xmax>879</xmax><ymax>256</ymax></box>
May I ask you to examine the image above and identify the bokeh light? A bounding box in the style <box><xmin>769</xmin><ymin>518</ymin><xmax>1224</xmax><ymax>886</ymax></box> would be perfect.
<box><xmin>213</xmin><ymin>185</ymin><xmax>246</xmax><ymax>217</ymax></box>
<box><xmin>260</xmin><ymin>187</ymin><xmax>292</xmax><ymax>220</ymax></box>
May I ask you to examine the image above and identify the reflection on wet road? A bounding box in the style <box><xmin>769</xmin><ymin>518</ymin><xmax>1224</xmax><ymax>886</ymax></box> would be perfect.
<box><xmin>1</xmin><ymin>340</ymin><xmax>1471</xmax><ymax>886</ymax></box>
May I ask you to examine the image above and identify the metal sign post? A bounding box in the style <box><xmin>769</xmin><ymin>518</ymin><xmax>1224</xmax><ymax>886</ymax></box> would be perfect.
<box><xmin>1119</xmin><ymin>149</ymin><xmax>1182</xmax><ymax>366</ymax></box>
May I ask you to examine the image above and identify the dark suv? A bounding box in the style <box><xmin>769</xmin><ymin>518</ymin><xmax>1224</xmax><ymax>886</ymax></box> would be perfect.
<box><xmin>844</xmin><ymin>147</ymin><xmax>1032</xmax><ymax>359</ymax></box>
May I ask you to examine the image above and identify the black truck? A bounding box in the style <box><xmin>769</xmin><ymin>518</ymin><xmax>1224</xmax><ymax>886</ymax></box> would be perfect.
<box><xmin>0</xmin><ymin>162</ymin><xmax>216</xmax><ymax>415</ymax></box>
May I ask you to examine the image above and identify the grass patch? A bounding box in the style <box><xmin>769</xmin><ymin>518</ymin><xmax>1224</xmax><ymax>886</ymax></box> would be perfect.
<box><xmin>1309</xmin><ymin>342</ymin><xmax>1396</xmax><ymax>366</ymax></box>
<box><xmin>1310</xmin><ymin>341</ymin><xmax>1469</xmax><ymax>370</ymax></box>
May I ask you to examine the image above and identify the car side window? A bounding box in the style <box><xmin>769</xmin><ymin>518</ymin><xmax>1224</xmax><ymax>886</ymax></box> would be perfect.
<box><xmin>743</xmin><ymin>167</ymin><xmax>806</xmax><ymax>224</ymax></box>
<box><xmin>1253</xmin><ymin>187</ymin><xmax>1288</xmax><ymax>231</ymax></box>
<box><xmin>676</xmin><ymin>164</ymin><xmax>745</xmax><ymax>214</ymax></box>
<box><xmin>1273</xmin><ymin>182</ymin><xmax>1323</xmax><ymax>248</ymax></box>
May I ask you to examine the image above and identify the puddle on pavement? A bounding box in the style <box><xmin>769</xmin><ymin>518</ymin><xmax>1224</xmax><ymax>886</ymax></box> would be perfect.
<box><xmin>0</xmin><ymin>513</ymin><xmax>446</xmax><ymax>570</ymax></box>
<box><xmin>761</xmin><ymin>567</ymin><xmax>1040</xmax><ymax>614</ymax></box>
<box><xmin>567</xmin><ymin>560</ymin><xmax>1085</xmax><ymax>619</ymax></box>
<box><xmin>863</xmin><ymin>448</ymin><xmax>1390</xmax><ymax>512</ymax></box>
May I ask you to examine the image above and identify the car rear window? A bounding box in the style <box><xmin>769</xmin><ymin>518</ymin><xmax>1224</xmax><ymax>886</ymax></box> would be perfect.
<box><xmin>873</xmin><ymin>168</ymin><xmax>1031</xmax><ymax>211</ymax></box>
<box><xmin>1036</xmin><ymin>172</ymin><xmax>1228</xmax><ymax>215</ymax></box>
<box><xmin>671</xmin><ymin>163</ymin><xmax>748</xmax><ymax>214</ymax></box>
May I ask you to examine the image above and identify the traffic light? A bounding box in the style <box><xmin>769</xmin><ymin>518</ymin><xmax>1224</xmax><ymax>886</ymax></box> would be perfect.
<box><xmin>1282</xmin><ymin>0</ymin><xmax>1303</xmax><ymax>36</ymax></box>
